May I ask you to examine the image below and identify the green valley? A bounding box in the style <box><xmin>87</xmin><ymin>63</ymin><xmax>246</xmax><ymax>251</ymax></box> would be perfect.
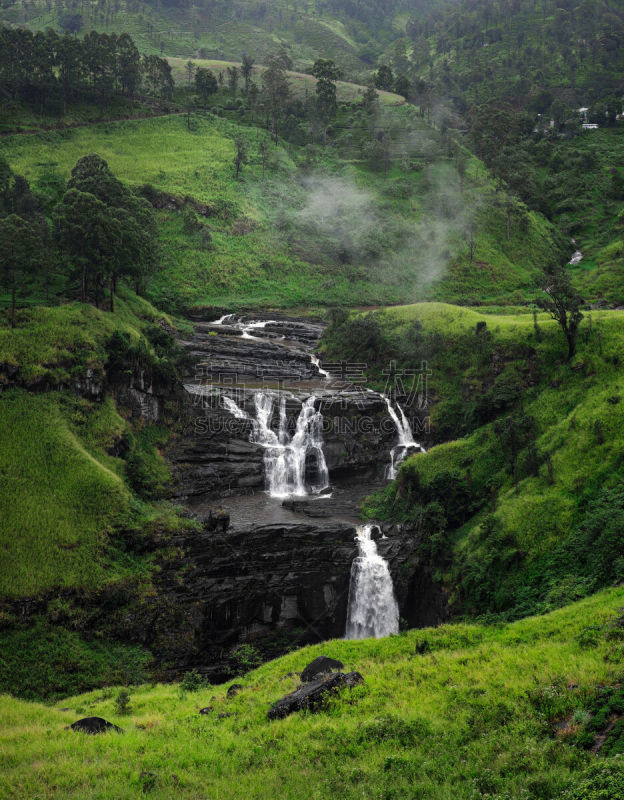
<box><xmin>2</xmin><ymin>1</ymin><xmax>624</xmax><ymax>797</ymax></box>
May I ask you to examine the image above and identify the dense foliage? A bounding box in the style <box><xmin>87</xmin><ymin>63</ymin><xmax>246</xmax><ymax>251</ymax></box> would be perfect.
<box><xmin>0</xmin><ymin>153</ymin><xmax>159</xmax><ymax>317</ymax></box>
<box><xmin>0</xmin><ymin>26</ymin><xmax>173</xmax><ymax>113</ymax></box>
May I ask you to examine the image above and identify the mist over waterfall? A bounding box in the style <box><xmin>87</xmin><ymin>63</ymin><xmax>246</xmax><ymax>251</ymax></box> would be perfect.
<box><xmin>223</xmin><ymin>392</ymin><xmax>329</xmax><ymax>498</ymax></box>
<box><xmin>383</xmin><ymin>395</ymin><xmax>424</xmax><ymax>479</ymax></box>
<box><xmin>345</xmin><ymin>524</ymin><xmax>399</xmax><ymax>639</ymax></box>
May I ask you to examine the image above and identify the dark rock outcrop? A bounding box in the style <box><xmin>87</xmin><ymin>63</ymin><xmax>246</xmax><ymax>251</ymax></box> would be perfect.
<box><xmin>268</xmin><ymin>671</ymin><xmax>364</xmax><ymax>720</ymax></box>
<box><xmin>227</xmin><ymin>683</ymin><xmax>243</xmax><ymax>698</ymax></box>
<box><xmin>70</xmin><ymin>717</ymin><xmax>123</xmax><ymax>735</ymax></box>
<box><xmin>300</xmin><ymin>656</ymin><xmax>344</xmax><ymax>683</ymax></box>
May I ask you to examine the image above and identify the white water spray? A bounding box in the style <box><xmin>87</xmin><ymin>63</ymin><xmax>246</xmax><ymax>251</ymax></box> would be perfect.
<box><xmin>345</xmin><ymin>524</ymin><xmax>399</xmax><ymax>639</ymax></box>
<box><xmin>241</xmin><ymin>320</ymin><xmax>277</xmax><ymax>339</ymax></box>
<box><xmin>211</xmin><ymin>314</ymin><xmax>278</xmax><ymax>340</ymax></box>
<box><xmin>222</xmin><ymin>392</ymin><xmax>329</xmax><ymax>497</ymax></box>
<box><xmin>212</xmin><ymin>313</ymin><xmax>236</xmax><ymax>325</ymax></box>
<box><xmin>221</xmin><ymin>395</ymin><xmax>249</xmax><ymax>419</ymax></box>
<box><xmin>383</xmin><ymin>395</ymin><xmax>424</xmax><ymax>479</ymax></box>
<box><xmin>310</xmin><ymin>354</ymin><xmax>330</xmax><ymax>379</ymax></box>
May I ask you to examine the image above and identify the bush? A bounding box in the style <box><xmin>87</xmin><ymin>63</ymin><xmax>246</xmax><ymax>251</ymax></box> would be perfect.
<box><xmin>180</xmin><ymin>669</ymin><xmax>205</xmax><ymax>693</ymax></box>
<box><xmin>562</xmin><ymin>760</ymin><xmax>624</xmax><ymax>799</ymax></box>
<box><xmin>114</xmin><ymin>688</ymin><xmax>131</xmax><ymax>715</ymax></box>
<box><xmin>228</xmin><ymin>644</ymin><xmax>262</xmax><ymax>675</ymax></box>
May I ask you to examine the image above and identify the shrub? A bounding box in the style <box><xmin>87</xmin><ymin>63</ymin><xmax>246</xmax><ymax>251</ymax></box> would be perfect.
<box><xmin>228</xmin><ymin>644</ymin><xmax>262</xmax><ymax>675</ymax></box>
<box><xmin>180</xmin><ymin>669</ymin><xmax>205</xmax><ymax>693</ymax></box>
<box><xmin>114</xmin><ymin>688</ymin><xmax>131</xmax><ymax>715</ymax></box>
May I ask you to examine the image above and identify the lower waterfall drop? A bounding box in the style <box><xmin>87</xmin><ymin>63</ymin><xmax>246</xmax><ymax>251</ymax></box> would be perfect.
<box><xmin>345</xmin><ymin>524</ymin><xmax>399</xmax><ymax>639</ymax></box>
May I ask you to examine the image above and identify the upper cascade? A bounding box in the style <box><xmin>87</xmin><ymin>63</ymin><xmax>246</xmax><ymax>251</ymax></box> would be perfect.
<box><xmin>383</xmin><ymin>394</ymin><xmax>425</xmax><ymax>479</ymax></box>
<box><xmin>222</xmin><ymin>391</ymin><xmax>329</xmax><ymax>498</ymax></box>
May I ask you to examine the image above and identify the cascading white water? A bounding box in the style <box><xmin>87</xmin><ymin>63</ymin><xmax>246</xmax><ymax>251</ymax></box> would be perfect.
<box><xmin>345</xmin><ymin>523</ymin><xmax>399</xmax><ymax>639</ymax></box>
<box><xmin>241</xmin><ymin>320</ymin><xmax>277</xmax><ymax>339</ymax></box>
<box><xmin>310</xmin><ymin>354</ymin><xmax>330</xmax><ymax>379</ymax></box>
<box><xmin>212</xmin><ymin>313</ymin><xmax>237</xmax><ymax>325</ymax></box>
<box><xmin>221</xmin><ymin>395</ymin><xmax>249</xmax><ymax>419</ymax></box>
<box><xmin>210</xmin><ymin>314</ymin><xmax>278</xmax><ymax>340</ymax></box>
<box><xmin>383</xmin><ymin>395</ymin><xmax>424</xmax><ymax>479</ymax></box>
<box><xmin>222</xmin><ymin>391</ymin><xmax>329</xmax><ymax>498</ymax></box>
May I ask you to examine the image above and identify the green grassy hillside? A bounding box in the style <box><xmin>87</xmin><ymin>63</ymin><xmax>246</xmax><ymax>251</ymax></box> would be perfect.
<box><xmin>0</xmin><ymin>110</ymin><xmax>566</xmax><ymax>312</ymax></box>
<box><xmin>0</xmin><ymin>0</ymin><xmax>371</xmax><ymax>73</ymax></box>
<box><xmin>323</xmin><ymin>302</ymin><xmax>624</xmax><ymax>621</ymax></box>
<box><xmin>167</xmin><ymin>57</ymin><xmax>404</xmax><ymax>106</ymax></box>
<box><xmin>2</xmin><ymin>587</ymin><xmax>624</xmax><ymax>799</ymax></box>
<box><xmin>0</xmin><ymin>290</ymin><xmax>193</xmax><ymax>598</ymax></box>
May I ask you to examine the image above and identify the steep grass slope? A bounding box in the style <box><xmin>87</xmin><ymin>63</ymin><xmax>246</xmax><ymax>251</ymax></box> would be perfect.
<box><xmin>0</xmin><ymin>111</ymin><xmax>565</xmax><ymax>311</ymax></box>
<box><xmin>335</xmin><ymin>303</ymin><xmax>624</xmax><ymax>620</ymax></box>
<box><xmin>0</xmin><ymin>290</ymin><xmax>192</xmax><ymax>598</ymax></box>
<box><xmin>2</xmin><ymin>587</ymin><xmax>624</xmax><ymax>799</ymax></box>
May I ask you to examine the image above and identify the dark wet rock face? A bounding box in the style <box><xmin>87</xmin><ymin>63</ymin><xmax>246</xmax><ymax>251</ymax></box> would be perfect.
<box><xmin>119</xmin><ymin>515</ymin><xmax>435</xmax><ymax>684</ymax></box>
<box><xmin>165</xmin><ymin>313</ymin><xmax>402</xmax><ymax>502</ymax></box>
<box><xmin>70</xmin><ymin>717</ymin><xmax>123</xmax><ymax>734</ymax></box>
<box><xmin>268</xmin><ymin>671</ymin><xmax>364</xmax><ymax>720</ymax></box>
<box><xmin>300</xmin><ymin>656</ymin><xmax>344</xmax><ymax>683</ymax></box>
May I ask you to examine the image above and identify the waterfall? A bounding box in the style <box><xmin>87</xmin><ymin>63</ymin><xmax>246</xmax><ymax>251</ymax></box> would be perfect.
<box><xmin>212</xmin><ymin>313</ymin><xmax>236</xmax><ymax>325</ymax></box>
<box><xmin>345</xmin><ymin>524</ymin><xmax>399</xmax><ymax>639</ymax></box>
<box><xmin>221</xmin><ymin>395</ymin><xmax>249</xmax><ymax>419</ymax></box>
<box><xmin>222</xmin><ymin>391</ymin><xmax>329</xmax><ymax>498</ymax></box>
<box><xmin>241</xmin><ymin>320</ymin><xmax>277</xmax><ymax>339</ymax></box>
<box><xmin>383</xmin><ymin>395</ymin><xmax>424</xmax><ymax>479</ymax></box>
<box><xmin>310</xmin><ymin>354</ymin><xmax>330</xmax><ymax>379</ymax></box>
<box><xmin>211</xmin><ymin>314</ymin><xmax>278</xmax><ymax>340</ymax></box>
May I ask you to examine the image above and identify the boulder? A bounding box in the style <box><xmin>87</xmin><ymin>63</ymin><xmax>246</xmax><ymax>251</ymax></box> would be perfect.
<box><xmin>300</xmin><ymin>655</ymin><xmax>344</xmax><ymax>683</ymax></box>
<box><xmin>268</xmin><ymin>671</ymin><xmax>364</xmax><ymax>720</ymax></box>
<box><xmin>227</xmin><ymin>683</ymin><xmax>243</xmax><ymax>698</ymax></box>
<box><xmin>70</xmin><ymin>716</ymin><xmax>123</xmax><ymax>735</ymax></box>
<box><xmin>199</xmin><ymin>707</ymin><xmax>213</xmax><ymax>715</ymax></box>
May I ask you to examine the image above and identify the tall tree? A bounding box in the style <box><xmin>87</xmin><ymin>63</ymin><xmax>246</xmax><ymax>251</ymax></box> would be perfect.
<box><xmin>233</xmin><ymin>136</ymin><xmax>248</xmax><ymax>179</ymax></box>
<box><xmin>241</xmin><ymin>53</ymin><xmax>254</xmax><ymax>95</ymax></box>
<box><xmin>53</xmin><ymin>188</ymin><xmax>119</xmax><ymax>306</ymax></box>
<box><xmin>374</xmin><ymin>64</ymin><xmax>394</xmax><ymax>91</ymax></box>
<box><xmin>312</xmin><ymin>58</ymin><xmax>339</xmax><ymax>146</ymax></box>
<box><xmin>537</xmin><ymin>266</ymin><xmax>584</xmax><ymax>360</ymax></box>
<box><xmin>227</xmin><ymin>65</ymin><xmax>239</xmax><ymax>98</ymax></box>
<box><xmin>185</xmin><ymin>59</ymin><xmax>196</xmax><ymax>87</ymax></box>
<box><xmin>263</xmin><ymin>53</ymin><xmax>291</xmax><ymax>143</ymax></box>
<box><xmin>195</xmin><ymin>67</ymin><xmax>218</xmax><ymax>110</ymax></box>
<box><xmin>116</xmin><ymin>33</ymin><xmax>141</xmax><ymax>96</ymax></box>
<box><xmin>57</xmin><ymin>155</ymin><xmax>158</xmax><ymax>308</ymax></box>
<box><xmin>0</xmin><ymin>214</ymin><xmax>46</xmax><ymax>328</ymax></box>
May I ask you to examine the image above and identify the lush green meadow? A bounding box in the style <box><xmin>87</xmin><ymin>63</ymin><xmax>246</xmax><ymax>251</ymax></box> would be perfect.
<box><xmin>2</xmin><ymin>587</ymin><xmax>624</xmax><ymax>799</ymax></box>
